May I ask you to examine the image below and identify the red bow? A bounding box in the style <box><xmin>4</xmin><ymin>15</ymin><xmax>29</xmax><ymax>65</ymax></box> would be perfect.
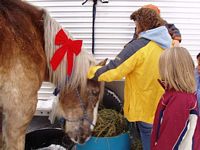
<box><xmin>50</xmin><ymin>29</ymin><xmax>82</xmax><ymax>76</ymax></box>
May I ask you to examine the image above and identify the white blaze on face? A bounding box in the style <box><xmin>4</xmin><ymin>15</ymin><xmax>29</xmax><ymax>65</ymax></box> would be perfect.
<box><xmin>91</xmin><ymin>100</ymin><xmax>100</xmax><ymax>130</ymax></box>
<box><xmin>65</xmin><ymin>122</ymin><xmax>80</xmax><ymax>144</ymax></box>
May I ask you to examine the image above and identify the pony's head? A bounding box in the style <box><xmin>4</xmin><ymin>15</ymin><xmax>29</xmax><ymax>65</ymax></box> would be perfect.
<box><xmin>58</xmin><ymin>79</ymin><xmax>104</xmax><ymax>144</ymax></box>
<box><xmin>43</xmin><ymin>11</ymin><xmax>107</xmax><ymax>143</ymax></box>
<box><xmin>56</xmin><ymin>59</ymin><xmax>107</xmax><ymax>144</ymax></box>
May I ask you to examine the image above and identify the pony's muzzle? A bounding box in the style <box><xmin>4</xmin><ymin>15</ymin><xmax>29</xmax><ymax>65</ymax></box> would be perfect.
<box><xmin>66</xmin><ymin>124</ymin><xmax>92</xmax><ymax>144</ymax></box>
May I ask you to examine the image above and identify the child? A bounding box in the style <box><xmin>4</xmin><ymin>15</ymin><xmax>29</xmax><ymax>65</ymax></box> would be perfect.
<box><xmin>151</xmin><ymin>47</ymin><xmax>200</xmax><ymax>150</ymax></box>
<box><xmin>195</xmin><ymin>53</ymin><xmax>200</xmax><ymax>110</ymax></box>
<box><xmin>133</xmin><ymin>4</ymin><xmax>181</xmax><ymax>47</ymax></box>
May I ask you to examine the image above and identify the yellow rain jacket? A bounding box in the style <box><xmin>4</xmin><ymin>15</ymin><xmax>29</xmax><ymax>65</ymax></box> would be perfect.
<box><xmin>88</xmin><ymin>26</ymin><xmax>172</xmax><ymax>124</ymax></box>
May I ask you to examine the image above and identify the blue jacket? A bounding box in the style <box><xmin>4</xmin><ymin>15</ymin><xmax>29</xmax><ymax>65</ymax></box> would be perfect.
<box><xmin>195</xmin><ymin>68</ymin><xmax>200</xmax><ymax>109</ymax></box>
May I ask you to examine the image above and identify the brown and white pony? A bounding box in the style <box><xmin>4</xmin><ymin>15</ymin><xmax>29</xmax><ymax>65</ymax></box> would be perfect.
<box><xmin>0</xmin><ymin>0</ymin><xmax>104</xmax><ymax>149</ymax></box>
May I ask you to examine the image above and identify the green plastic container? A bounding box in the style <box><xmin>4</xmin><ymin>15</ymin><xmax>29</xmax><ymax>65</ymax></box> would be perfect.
<box><xmin>76</xmin><ymin>133</ymin><xmax>130</xmax><ymax>150</ymax></box>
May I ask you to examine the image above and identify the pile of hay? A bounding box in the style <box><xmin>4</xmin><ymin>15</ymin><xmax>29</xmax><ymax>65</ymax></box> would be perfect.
<box><xmin>92</xmin><ymin>109</ymin><xmax>127</xmax><ymax>137</ymax></box>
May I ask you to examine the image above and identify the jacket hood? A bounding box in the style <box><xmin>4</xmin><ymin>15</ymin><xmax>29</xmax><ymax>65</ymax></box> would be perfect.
<box><xmin>139</xmin><ymin>26</ymin><xmax>172</xmax><ymax>49</ymax></box>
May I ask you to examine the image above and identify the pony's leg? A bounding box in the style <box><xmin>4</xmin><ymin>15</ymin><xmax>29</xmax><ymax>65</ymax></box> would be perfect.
<box><xmin>3</xmin><ymin>96</ymin><xmax>37</xmax><ymax>150</ymax></box>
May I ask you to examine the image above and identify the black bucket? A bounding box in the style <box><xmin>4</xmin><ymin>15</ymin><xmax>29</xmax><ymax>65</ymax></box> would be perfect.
<box><xmin>102</xmin><ymin>88</ymin><xmax>123</xmax><ymax>112</ymax></box>
<box><xmin>25</xmin><ymin>128</ymin><xmax>74</xmax><ymax>150</ymax></box>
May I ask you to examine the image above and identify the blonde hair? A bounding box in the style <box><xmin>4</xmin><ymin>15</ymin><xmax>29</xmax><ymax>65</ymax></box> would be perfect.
<box><xmin>159</xmin><ymin>47</ymin><xmax>195</xmax><ymax>93</ymax></box>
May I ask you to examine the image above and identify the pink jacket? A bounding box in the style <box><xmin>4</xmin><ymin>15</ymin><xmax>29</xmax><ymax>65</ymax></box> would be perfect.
<box><xmin>151</xmin><ymin>90</ymin><xmax>200</xmax><ymax>150</ymax></box>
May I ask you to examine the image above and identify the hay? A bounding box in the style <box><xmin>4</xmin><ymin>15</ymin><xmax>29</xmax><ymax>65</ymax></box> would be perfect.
<box><xmin>92</xmin><ymin>109</ymin><xmax>127</xmax><ymax>137</ymax></box>
<box><xmin>131</xmin><ymin>138</ymin><xmax>143</xmax><ymax>150</ymax></box>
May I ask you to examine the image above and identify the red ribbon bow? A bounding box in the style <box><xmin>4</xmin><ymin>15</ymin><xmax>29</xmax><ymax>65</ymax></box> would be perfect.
<box><xmin>50</xmin><ymin>29</ymin><xmax>82</xmax><ymax>76</ymax></box>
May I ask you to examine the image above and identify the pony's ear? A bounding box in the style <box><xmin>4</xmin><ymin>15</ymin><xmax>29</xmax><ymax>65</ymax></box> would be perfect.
<box><xmin>97</xmin><ymin>58</ymin><xmax>108</xmax><ymax>66</ymax></box>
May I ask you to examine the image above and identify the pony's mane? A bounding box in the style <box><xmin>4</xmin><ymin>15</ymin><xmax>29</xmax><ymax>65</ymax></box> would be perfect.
<box><xmin>43</xmin><ymin>11</ymin><xmax>96</xmax><ymax>95</ymax></box>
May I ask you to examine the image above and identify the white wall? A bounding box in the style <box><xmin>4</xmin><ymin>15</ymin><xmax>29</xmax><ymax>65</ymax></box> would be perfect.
<box><xmin>27</xmin><ymin>0</ymin><xmax>200</xmax><ymax>63</ymax></box>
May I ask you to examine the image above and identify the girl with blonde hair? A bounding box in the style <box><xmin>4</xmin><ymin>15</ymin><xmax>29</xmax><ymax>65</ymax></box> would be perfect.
<box><xmin>151</xmin><ymin>47</ymin><xmax>200</xmax><ymax>150</ymax></box>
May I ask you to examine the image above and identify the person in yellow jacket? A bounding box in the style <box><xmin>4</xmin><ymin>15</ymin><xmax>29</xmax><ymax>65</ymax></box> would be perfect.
<box><xmin>88</xmin><ymin>8</ymin><xmax>172</xmax><ymax>150</ymax></box>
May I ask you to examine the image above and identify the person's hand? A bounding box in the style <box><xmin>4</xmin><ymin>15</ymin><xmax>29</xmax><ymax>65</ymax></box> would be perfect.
<box><xmin>172</xmin><ymin>40</ymin><xmax>180</xmax><ymax>47</ymax></box>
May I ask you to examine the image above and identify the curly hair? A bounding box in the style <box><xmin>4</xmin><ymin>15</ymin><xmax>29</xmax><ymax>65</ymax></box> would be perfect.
<box><xmin>130</xmin><ymin>8</ymin><xmax>165</xmax><ymax>32</ymax></box>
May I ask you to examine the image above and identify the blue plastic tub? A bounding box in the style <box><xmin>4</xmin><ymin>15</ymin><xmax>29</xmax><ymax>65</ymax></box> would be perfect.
<box><xmin>76</xmin><ymin>133</ymin><xmax>130</xmax><ymax>150</ymax></box>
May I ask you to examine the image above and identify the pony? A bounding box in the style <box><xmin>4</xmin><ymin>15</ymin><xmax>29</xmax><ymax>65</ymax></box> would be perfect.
<box><xmin>0</xmin><ymin>0</ymin><xmax>104</xmax><ymax>149</ymax></box>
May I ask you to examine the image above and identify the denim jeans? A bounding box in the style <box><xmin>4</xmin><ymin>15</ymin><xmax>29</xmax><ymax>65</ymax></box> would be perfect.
<box><xmin>195</xmin><ymin>69</ymin><xmax>200</xmax><ymax>112</ymax></box>
<box><xmin>197</xmin><ymin>89</ymin><xmax>200</xmax><ymax>112</ymax></box>
<box><xmin>137</xmin><ymin>122</ymin><xmax>152</xmax><ymax>150</ymax></box>
<box><xmin>129</xmin><ymin>121</ymin><xmax>152</xmax><ymax>150</ymax></box>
